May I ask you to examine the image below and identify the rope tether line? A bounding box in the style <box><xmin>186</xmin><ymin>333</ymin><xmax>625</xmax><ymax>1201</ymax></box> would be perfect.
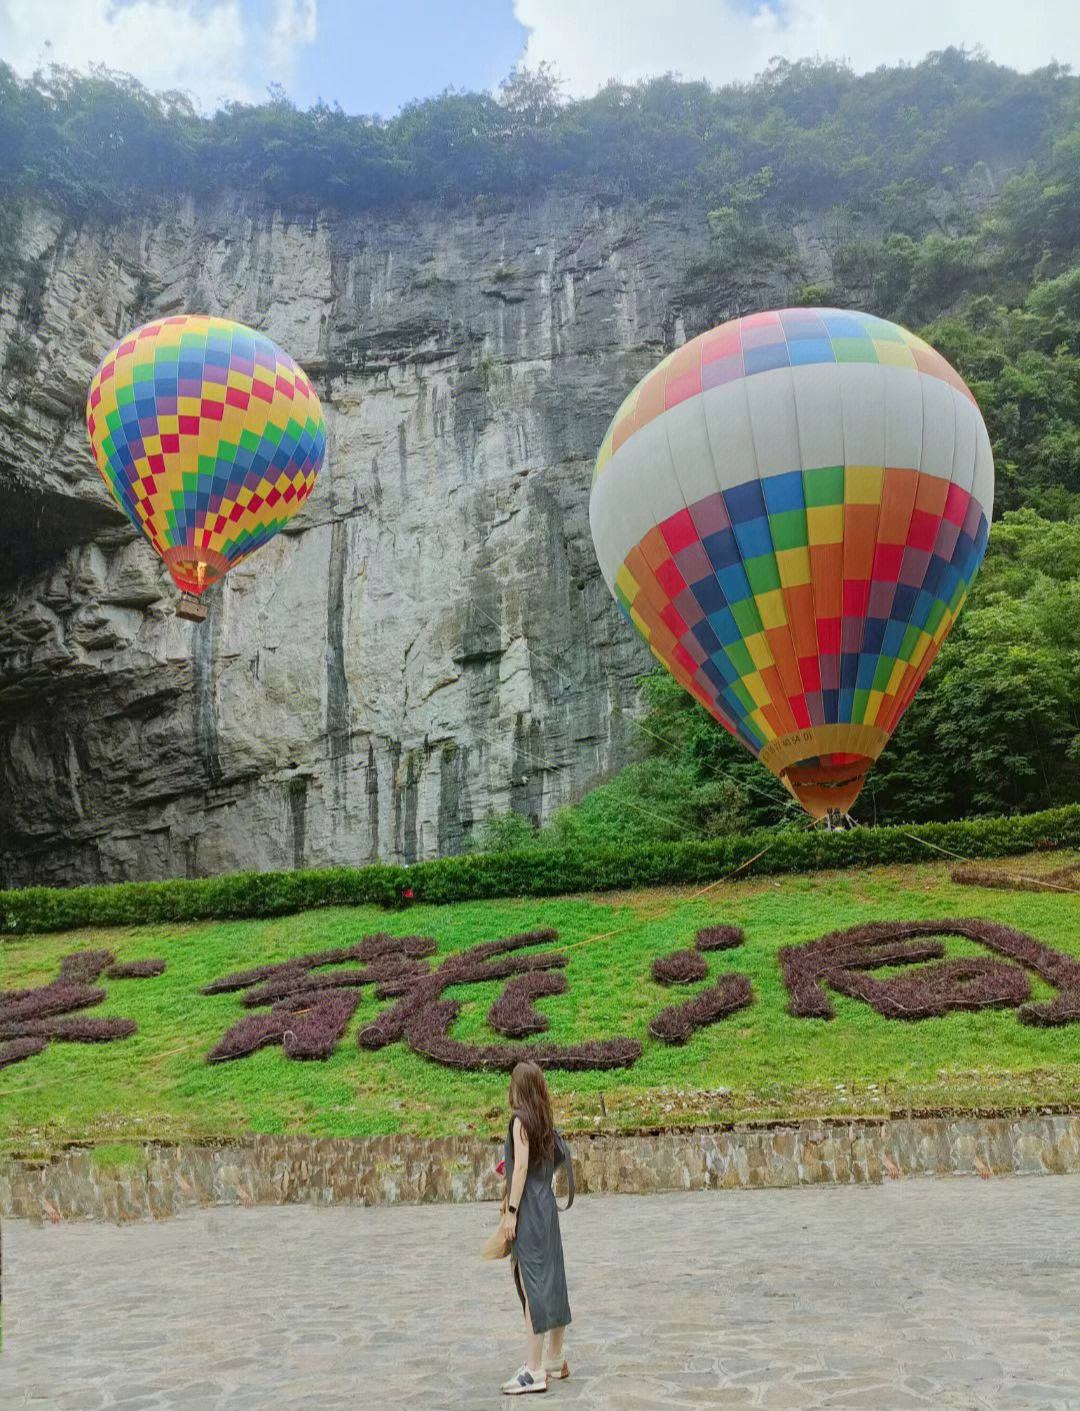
<box><xmin>897</xmin><ymin>829</ymin><xmax>1080</xmax><ymax>896</ymax></box>
<box><xmin>558</xmin><ymin>828</ymin><xmax>802</xmax><ymax>956</ymax></box>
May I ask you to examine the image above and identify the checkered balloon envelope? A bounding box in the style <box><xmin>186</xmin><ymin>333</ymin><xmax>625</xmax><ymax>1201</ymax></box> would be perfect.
<box><xmin>86</xmin><ymin>316</ymin><xmax>326</xmax><ymax>620</ymax></box>
<box><xmin>589</xmin><ymin>308</ymin><xmax>994</xmax><ymax>820</ymax></box>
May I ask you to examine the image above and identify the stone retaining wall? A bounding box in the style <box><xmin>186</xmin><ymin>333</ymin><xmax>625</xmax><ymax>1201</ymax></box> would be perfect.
<box><xmin>4</xmin><ymin>1114</ymin><xmax>1080</xmax><ymax>1223</ymax></box>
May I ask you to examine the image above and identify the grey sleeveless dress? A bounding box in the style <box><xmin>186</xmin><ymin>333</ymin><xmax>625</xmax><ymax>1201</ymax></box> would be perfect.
<box><xmin>505</xmin><ymin>1114</ymin><xmax>573</xmax><ymax>1335</ymax></box>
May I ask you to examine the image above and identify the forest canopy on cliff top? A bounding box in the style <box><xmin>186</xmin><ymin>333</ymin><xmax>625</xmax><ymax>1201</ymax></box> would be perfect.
<box><xmin>0</xmin><ymin>49</ymin><xmax>1075</xmax><ymax>216</ymax></box>
<box><xmin>5</xmin><ymin>51</ymin><xmax>1080</xmax><ymax>835</ymax></box>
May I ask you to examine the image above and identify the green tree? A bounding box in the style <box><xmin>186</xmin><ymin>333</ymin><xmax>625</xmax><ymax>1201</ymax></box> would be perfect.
<box><xmin>845</xmin><ymin>511</ymin><xmax>1080</xmax><ymax>821</ymax></box>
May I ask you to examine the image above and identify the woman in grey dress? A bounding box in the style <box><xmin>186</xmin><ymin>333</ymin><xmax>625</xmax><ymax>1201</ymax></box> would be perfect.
<box><xmin>500</xmin><ymin>1060</ymin><xmax>574</xmax><ymax>1396</ymax></box>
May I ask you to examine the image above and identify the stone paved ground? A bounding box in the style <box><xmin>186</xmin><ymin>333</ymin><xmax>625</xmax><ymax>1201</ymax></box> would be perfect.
<box><xmin>2</xmin><ymin>1177</ymin><xmax>1080</xmax><ymax>1410</ymax></box>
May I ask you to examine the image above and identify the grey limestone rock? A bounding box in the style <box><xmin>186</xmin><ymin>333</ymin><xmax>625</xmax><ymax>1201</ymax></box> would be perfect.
<box><xmin>0</xmin><ymin>187</ymin><xmax>857</xmax><ymax>883</ymax></box>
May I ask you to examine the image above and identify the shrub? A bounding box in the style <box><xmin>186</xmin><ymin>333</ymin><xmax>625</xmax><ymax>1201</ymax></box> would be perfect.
<box><xmin>488</xmin><ymin>972</ymin><xmax>568</xmax><ymax>1037</ymax></box>
<box><xmin>0</xmin><ymin>979</ymin><xmax>106</xmax><ymax>1022</ymax></box>
<box><xmin>204</xmin><ymin>927</ymin><xmax>642</xmax><ymax>1071</ymax></box>
<box><xmin>470</xmin><ymin>811</ymin><xmax>538</xmax><ymax>854</ymax></box>
<box><xmin>649</xmin><ymin>976</ymin><xmax>754</xmax><ymax>1044</ymax></box>
<box><xmin>693</xmin><ymin>925</ymin><xmax>744</xmax><ymax>952</ymax></box>
<box><xmin>0</xmin><ymin>1036</ymin><xmax>46</xmax><ymax>1068</ymax></box>
<box><xmin>544</xmin><ymin>758</ymin><xmax>750</xmax><ymax>848</ymax></box>
<box><xmin>405</xmin><ymin>998</ymin><xmax>642</xmax><ymax>1072</ymax></box>
<box><xmin>950</xmin><ymin>861</ymin><xmax>1080</xmax><ymax>894</ymax></box>
<box><xmin>828</xmin><ymin>956</ymin><xmax>1031</xmax><ymax>1020</ymax></box>
<box><xmin>203</xmin><ymin>934</ymin><xmax>436</xmax><ymax>1059</ymax></box>
<box><xmin>0</xmin><ymin>947</ymin><xmax>164</xmax><ymax>1067</ymax></box>
<box><xmin>60</xmin><ymin>949</ymin><xmax>114</xmax><ymax>982</ymax></box>
<box><xmin>241</xmin><ymin>957</ymin><xmax>429</xmax><ymax>1008</ymax></box>
<box><xmin>651</xmin><ymin>950</ymin><xmax>708</xmax><ymax>985</ymax></box>
<box><xmin>4</xmin><ymin>332</ymin><xmax>35</xmax><ymax>375</ymax></box>
<box><xmin>647</xmin><ymin>924</ymin><xmax>753</xmax><ymax>1044</ymax></box>
<box><xmin>6</xmin><ymin>805</ymin><xmax>1080</xmax><ymax>936</ymax></box>
<box><xmin>357</xmin><ymin>929</ymin><xmax>642</xmax><ymax>1070</ymax></box>
<box><xmin>207</xmin><ymin>990</ymin><xmax>361</xmax><ymax>1063</ymax></box>
<box><xmin>23</xmin><ymin>1015</ymin><xmax>138</xmax><ymax>1043</ymax></box>
<box><xmin>360</xmin><ymin>933</ymin><xmax>437</xmax><ymax>961</ymax></box>
<box><xmin>357</xmin><ymin>930</ymin><xmax>567</xmax><ymax>1051</ymax></box>
<box><xmin>106</xmin><ymin>959</ymin><xmax>166</xmax><ymax>979</ymax></box>
<box><xmin>780</xmin><ymin>918</ymin><xmax>1080</xmax><ymax>1026</ymax></box>
<box><xmin>200</xmin><ymin>934</ymin><xmax>435</xmax><ymax>998</ymax></box>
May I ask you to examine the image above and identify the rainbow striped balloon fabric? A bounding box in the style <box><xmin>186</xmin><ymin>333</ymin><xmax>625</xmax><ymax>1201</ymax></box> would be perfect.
<box><xmin>86</xmin><ymin>315</ymin><xmax>326</xmax><ymax>599</ymax></box>
<box><xmin>589</xmin><ymin>308</ymin><xmax>994</xmax><ymax>819</ymax></box>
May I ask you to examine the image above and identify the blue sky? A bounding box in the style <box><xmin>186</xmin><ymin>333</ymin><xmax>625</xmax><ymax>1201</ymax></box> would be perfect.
<box><xmin>0</xmin><ymin>1</ymin><xmax>1076</xmax><ymax>114</ymax></box>
<box><xmin>283</xmin><ymin>0</ymin><xmax>527</xmax><ymax>115</ymax></box>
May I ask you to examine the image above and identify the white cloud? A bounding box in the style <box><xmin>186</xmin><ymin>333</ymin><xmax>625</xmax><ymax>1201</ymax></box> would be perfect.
<box><xmin>267</xmin><ymin>0</ymin><xmax>317</xmax><ymax>83</ymax></box>
<box><xmin>513</xmin><ymin>0</ymin><xmax>1080</xmax><ymax>95</ymax></box>
<box><xmin>0</xmin><ymin>0</ymin><xmax>319</xmax><ymax>108</ymax></box>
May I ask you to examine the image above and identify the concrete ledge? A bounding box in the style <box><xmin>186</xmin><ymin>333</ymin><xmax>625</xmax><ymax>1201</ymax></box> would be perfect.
<box><xmin>4</xmin><ymin>1113</ymin><xmax>1080</xmax><ymax>1223</ymax></box>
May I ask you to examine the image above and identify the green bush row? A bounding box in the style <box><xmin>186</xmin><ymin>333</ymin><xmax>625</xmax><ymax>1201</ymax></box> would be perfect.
<box><xmin>4</xmin><ymin>805</ymin><xmax>1080</xmax><ymax>937</ymax></box>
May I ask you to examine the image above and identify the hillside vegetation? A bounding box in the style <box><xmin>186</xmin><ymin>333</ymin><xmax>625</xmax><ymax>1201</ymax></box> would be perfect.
<box><xmin>3</xmin><ymin>854</ymin><xmax>1080</xmax><ymax>1155</ymax></box>
<box><xmin>0</xmin><ymin>51</ymin><xmax>1072</xmax><ymax>217</ymax></box>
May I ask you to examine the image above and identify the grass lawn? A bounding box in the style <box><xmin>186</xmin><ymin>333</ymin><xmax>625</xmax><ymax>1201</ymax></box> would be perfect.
<box><xmin>2</xmin><ymin>853</ymin><xmax>1080</xmax><ymax>1156</ymax></box>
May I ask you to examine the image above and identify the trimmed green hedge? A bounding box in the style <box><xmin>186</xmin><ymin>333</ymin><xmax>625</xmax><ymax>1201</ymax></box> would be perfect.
<box><xmin>4</xmin><ymin>805</ymin><xmax>1080</xmax><ymax>936</ymax></box>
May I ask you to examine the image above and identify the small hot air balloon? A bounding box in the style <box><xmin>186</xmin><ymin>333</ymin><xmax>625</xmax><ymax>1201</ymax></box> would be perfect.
<box><xmin>86</xmin><ymin>315</ymin><xmax>326</xmax><ymax>622</ymax></box>
<box><xmin>589</xmin><ymin>308</ymin><xmax>993</xmax><ymax>822</ymax></box>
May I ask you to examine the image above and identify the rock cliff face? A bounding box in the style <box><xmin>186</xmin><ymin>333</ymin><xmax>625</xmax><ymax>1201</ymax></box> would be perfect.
<box><xmin>2</xmin><ymin>191</ymin><xmax>758</xmax><ymax>885</ymax></box>
<box><xmin>0</xmin><ymin>170</ymin><xmax>1002</xmax><ymax>887</ymax></box>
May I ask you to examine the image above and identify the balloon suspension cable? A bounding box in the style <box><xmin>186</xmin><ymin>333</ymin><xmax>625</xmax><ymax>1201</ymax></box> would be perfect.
<box><xmin>896</xmin><ymin>829</ymin><xmax>1080</xmax><ymax>895</ymax></box>
<box><xmin>560</xmin><ymin>820</ymin><xmax>815</xmax><ymax>958</ymax></box>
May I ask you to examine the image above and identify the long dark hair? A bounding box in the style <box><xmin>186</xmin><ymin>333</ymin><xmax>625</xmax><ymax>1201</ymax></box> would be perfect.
<box><xmin>509</xmin><ymin>1060</ymin><xmax>556</xmax><ymax>1163</ymax></box>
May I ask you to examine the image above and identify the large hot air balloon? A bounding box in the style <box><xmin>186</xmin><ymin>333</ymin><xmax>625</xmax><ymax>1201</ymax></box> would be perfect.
<box><xmin>589</xmin><ymin>308</ymin><xmax>993</xmax><ymax>821</ymax></box>
<box><xmin>86</xmin><ymin>315</ymin><xmax>326</xmax><ymax>622</ymax></box>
